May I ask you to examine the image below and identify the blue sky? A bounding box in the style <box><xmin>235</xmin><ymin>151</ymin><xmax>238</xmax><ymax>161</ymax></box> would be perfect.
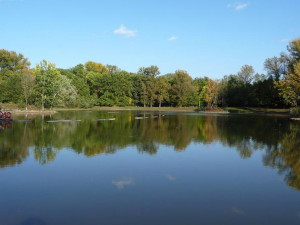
<box><xmin>0</xmin><ymin>0</ymin><xmax>299</xmax><ymax>78</ymax></box>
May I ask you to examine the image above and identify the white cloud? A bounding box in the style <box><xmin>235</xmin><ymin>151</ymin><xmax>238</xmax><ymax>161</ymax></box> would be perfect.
<box><xmin>168</xmin><ymin>36</ymin><xmax>178</xmax><ymax>41</ymax></box>
<box><xmin>114</xmin><ymin>25</ymin><xmax>137</xmax><ymax>37</ymax></box>
<box><xmin>112</xmin><ymin>177</ymin><xmax>134</xmax><ymax>190</ymax></box>
<box><xmin>228</xmin><ymin>2</ymin><xmax>249</xmax><ymax>11</ymax></box>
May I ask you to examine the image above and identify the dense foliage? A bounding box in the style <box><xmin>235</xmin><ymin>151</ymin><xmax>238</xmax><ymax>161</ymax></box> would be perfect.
<box><xmin>0</xmin><ymin>39</ymin><xmax>299</xmax><ymax>109</ymax></box>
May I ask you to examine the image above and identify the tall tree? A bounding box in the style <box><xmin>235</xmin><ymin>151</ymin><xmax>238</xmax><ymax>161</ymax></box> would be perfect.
<box><xmin>34</xmin><ymin>60</ymin><xmax>61</xmax><ymax>110</ymax></box>
<box><xmin>238</xmin><ymin>65</ymin><xmax>255</xmax><ymax>84</ymax></box>
<box><xmin>56</xmin><ymin>76</ymin><xmax>78</xmax><ymax>107</ymax></box>
<box><xmin>264</xmin><ymin>56</ymin><xmax>288</xmax><ymax>81</ymax></box>
<box><xmin>106</xmin><ymin>65</ymin><xmax>121</xmax><ymax>74</ymax></box>
<box><xmin>276</xmin><ymin>62</ymin><xmax>300</xmax><ymax>106</ymax></box>
<box><xmin>0</xmin><ymin>49</ymin><xmax>30</xmax><ymax>78</ymax></box>
<box><xmin>203</xmin><ymin>79</ymin><xmax>218</xmax><ymax>108</ymax></box>
<box><xmin>156</xmin><ymin>76</ymin><xmax>171</xmax><ymax>107</ymax></box>
<box><xmin>287</xmin><ymin>39</ymin><xmax>300</xmax><ymax>62</ymax></box>
<box><xmin>85</xmin><ymin>61</ymin><xmax>108</xmax><ymax>74</ymax></box>
<box><xmin>21</xmin><ymin>70</ymin><xmax>35</xmax><ymax>110</ymax></box>
<box><xmin>171</xmin><ymin>70</ymin><xmax>193</xmax><ymax>106</ymax></box>
<box><xmin>138</xmin><ymin>65</ymin><xmax>160</xmax><ymax>78</ymax></box>
<box><xmin>146</xmin><ymin>78</ymin><xmax>157</xmax><ymax>107</ymax></box>
<box><xmin>193</xmin><ymin>77</ymin><xmax>208</xmax><ymax>108</ymax></box>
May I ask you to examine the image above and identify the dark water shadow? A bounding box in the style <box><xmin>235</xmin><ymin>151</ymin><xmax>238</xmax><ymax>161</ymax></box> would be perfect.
<box><xmin>19</xmin><ymin>217</ymin><xmax>47</xmax><ymax>225</ymax></box>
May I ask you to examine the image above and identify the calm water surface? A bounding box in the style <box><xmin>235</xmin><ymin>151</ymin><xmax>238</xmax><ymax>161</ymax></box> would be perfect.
<box><xmin>0</xmin><ymin>111</ymin><xmax>300</xmax><ymax>225</ymax></box>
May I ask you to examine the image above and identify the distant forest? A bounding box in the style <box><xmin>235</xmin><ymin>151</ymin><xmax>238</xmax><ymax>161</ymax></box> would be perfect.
<box><xmin>0</xmin><ymin>39</ymin><xmax>299</xmax><ymax>110</ymax></box>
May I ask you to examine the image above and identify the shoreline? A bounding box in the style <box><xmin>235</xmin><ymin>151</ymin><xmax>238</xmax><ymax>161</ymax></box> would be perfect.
<box><xmin>8</xmin><ymin>106</ymin><xmax>229</xmax><ymax>114</ymax></box>
<box><xmin>2</xmin><ymin>104</ymin><xmax>291</xmax><ymax>115</ymax></box>
<box><xmin>291</xmin><ymin>118</ymin><xmax>300</xmax><ymax>121</ymax></box>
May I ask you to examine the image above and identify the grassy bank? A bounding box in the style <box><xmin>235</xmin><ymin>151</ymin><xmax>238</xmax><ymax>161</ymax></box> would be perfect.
<box><xmin>225</xmin><ymin>107</ymin><xmax>290</xmax><ymax>114</ymax></box>
<box><xmin>1</xmin><ymin>103</ymin><xmax>291</xmax><ymax>115</ymax></box>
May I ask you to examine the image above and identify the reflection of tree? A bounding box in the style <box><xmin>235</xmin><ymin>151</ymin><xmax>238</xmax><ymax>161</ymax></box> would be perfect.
<box><xmin>0</xmin><ymin>122</ymin><xmax>30</xmax><ymax>168</ymax></box>
<box><xmin>137</xmin><ymin>142</ymin><xmax>158</xmax><ymax>155</ymax></box>
<box><xmin>0</xmin><ymin>111</ymin><xmax>300</xmax><ymax>191</ymax></box>
<box><xmin>263</xmin><ymin>123</ymin><xmax>300</xmax><ymax>190</ymax></box>
<box><xmin>34</xmin><ymin>147</ymin><xmax>59</xmax><ymax>165</ymax></box>
<box><xmin>236</xmin><ymin>140</ymin><xmax>253</xmax><ymax>159</ymax></box>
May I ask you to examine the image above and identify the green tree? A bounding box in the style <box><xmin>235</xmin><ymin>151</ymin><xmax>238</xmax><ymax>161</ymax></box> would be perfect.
<box><xmin>21</xmin><ymin>69</ymin><xmax>35</xmax><ymax>110</ymax></box>
<box><xmin>171</xmin><ymin>70</ymin><xmax>193</xmax><ymax>106</ymax></box>
<box><xmin>138</xmin><ymin>65</ymin><xmax>160</xmax><ymax>78</ymax></box>
<box><xmin>106</xmin><ymin>65</ymin><xmax>121</xmax><ymax>74</ymax></box>
<box><xmin>253</xmin><ymin>73</ymin><xmax>267</xmax><ymax>83</ymax></box>
<box><xmin>85</xmin><ymin>61</ymin><xmax>108</xmax><ymax>74</ymax></box>
<box><xmin>264</xmin><ymin>56</ymin><xmax>288</xmax><ymax>81</ymax></box>
<box><xmin>193</xmin><ymin>77</ymin><xmax>208</xmax><ymax>108</ymax></box>
<box><xmin>146</xmin><ymin>78</ymin><xmax>157</xmax><ymax>107</ymax></box>
<box><xmin>276</xmin><ymin>62</ymin><xmax>300</xmax><ymax>106</ymax></box>
<box><xmin>238</xmin><ymin>65</ymin><xmax>255</xmax><ymax>84</ymax></box>
<box><xmin>0</xmin><ymin>49</ymin><xmax>30</xmax><ymax>78</ymax></box>
<box><xmin>156</xmin><ymin>76</ymin><xmax>171</xmax><ymax>107</ymax></box>
<box><xmin>34</xmin><ymin>60</ymin><xmax>61</xmax><ymax>110</ymax></box>
<box><xmin>287</xmin><ymin>39</ymin><xmax>300</xmax><ymax>62</ymax></box>
<box><xmin>55</xmin><ymin>76</ymin><xmax>78</xmax><ymax>108</ymax></box>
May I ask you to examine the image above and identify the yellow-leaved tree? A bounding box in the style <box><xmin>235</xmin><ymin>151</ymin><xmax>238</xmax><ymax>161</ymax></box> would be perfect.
<box><xmin>276</xmin><ymin>62</ymin><xmax>300</xmax><ymax>107</ymax></box>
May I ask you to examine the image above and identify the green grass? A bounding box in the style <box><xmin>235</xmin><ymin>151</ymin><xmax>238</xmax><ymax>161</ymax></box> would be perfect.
<box><xmin>225</xmin><ymin>107</ymin><xmax>289</xmax><ymax>114</ymax></box>
<box><xmin>224</xmin><ymin>107</ymin><xmax>251</xmax><ymax>112</ymax></box>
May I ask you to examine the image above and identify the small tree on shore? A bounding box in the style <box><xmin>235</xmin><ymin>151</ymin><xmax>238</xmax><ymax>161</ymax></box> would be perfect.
<box><xmin>21</xmin><ymin>70</ymin><xmax>35</xmax><ymax>110</ymax></box>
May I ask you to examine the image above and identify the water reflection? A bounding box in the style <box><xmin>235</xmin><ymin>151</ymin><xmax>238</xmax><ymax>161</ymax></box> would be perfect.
<box><xmin>0</xmin><ymin>111</ymin><xmax>299</xmax><ymax>191</ymax></box>
<box><xmin>112</xmin><ymin>177</ymin><xmax>135</xmax><ymax>190</ymax></box>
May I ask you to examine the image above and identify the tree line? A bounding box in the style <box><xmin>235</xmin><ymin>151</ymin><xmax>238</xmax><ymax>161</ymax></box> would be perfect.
<box><xmin>0</xmin><ymin>39</ymin><xmax>299</xmax><ymax>110</ymax></box>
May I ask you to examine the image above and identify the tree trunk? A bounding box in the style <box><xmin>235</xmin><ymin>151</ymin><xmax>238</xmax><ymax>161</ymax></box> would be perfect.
<box><xmin>41</xmin><ymin>95</ymin><xmax>45</xmax><ymax>111</ymax></box>
<box><xmin>159</xmin><ymin>101</ymin><xmax>161</xmax><ymax>108</ymax></box>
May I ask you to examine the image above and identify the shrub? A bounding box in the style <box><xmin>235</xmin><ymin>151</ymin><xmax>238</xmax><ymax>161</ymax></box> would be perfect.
<box><xmin>290</xmin><ymin>107</ymin><xmax>300</xmax><ymax>117</ymax></box>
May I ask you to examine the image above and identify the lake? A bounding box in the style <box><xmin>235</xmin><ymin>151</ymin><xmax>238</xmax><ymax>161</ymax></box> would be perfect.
<box><xmin>0</xmin><ymin>111</ymin><xmax>300</xmax><ymax>225</ymax></box>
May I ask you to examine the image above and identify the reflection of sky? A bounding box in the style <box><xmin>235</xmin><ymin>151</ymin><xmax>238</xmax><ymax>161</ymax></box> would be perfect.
<box><xmin>231</xmin><ymin>207</ymin><xmax>245</xmax><ymax>216</ymax></box>
<box><xmin>1</xmin><ymin>142</ymin><xmax>300</xmax><ymax>225</ymax></box>
<box><xmin>1</xmin><ymin>112</ymin><xmax>300</xmax><ymax>225</ymax></box>
<box><xmin>112</xmin><ymin>177</ymin><xmax>134</xmax><ymax>190</ymax></box>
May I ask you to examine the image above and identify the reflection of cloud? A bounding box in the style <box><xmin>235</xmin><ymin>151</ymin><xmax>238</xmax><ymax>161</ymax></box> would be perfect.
<box><xmin>165</xmin><ymin>174</ymin><xmax>175</xmax><ymax>181</ymax></box>
<box><xmin>231</xmin><ymin>207</ymin><xmax>245</xmax><ymax>215</ymax></box>
<box><xmin>112</xmin><ymin>177</ymin><xmax>134</xmax><ymax>190</ymax></box>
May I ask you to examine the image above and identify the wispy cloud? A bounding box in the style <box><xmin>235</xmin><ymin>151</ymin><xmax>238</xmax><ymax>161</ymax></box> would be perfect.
<box><xmin>228</xmin><ymin>2</ymin><xmax>249</xmax><ymax>11</ymax></box>
<box><xmin>112</xmin><ymin>177</ymin><xmax>134</xmax><ymax>190</ymax></box>
<box><xmin>114</xmin><ymin>25</ymin><xmax>137</xmax><ymax>37</ymax></box>
<box><xmin>168</xmin><ymin>36</ymin><xmax>178</xmax><ymax>41</ymax></box>
<box><xmin>280</xmin><ymin>38</ymin><xmax>289</xmax><ymax>43</ymax></box>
